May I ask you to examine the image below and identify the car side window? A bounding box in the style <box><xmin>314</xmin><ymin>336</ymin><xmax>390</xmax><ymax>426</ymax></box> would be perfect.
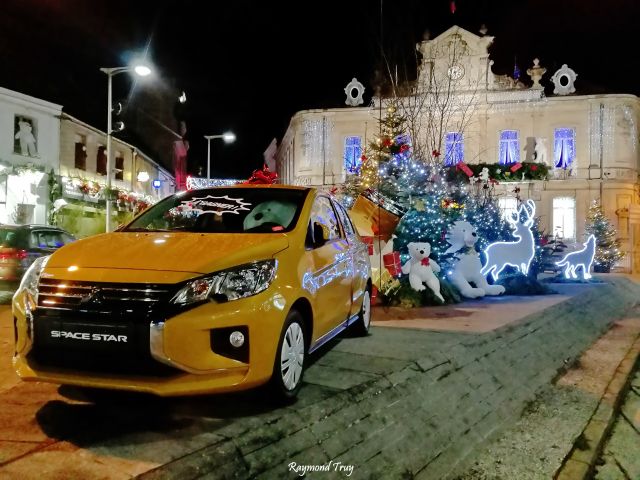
<box><xmin>333</xmin><ymin>201</ymin><xmax>356</xmax><ymax>237</ymax></box>
<box><xmin>307</xmin><ymin>196</ymin><xmax>341</xmax><ymax>248</ymax></box>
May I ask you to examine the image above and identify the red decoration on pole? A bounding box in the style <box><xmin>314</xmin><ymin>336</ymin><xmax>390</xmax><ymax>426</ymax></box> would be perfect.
<box><xmin>457</xmin><ymin>162</ymin><xmax>474</xmax><ymax>177</ymax></box>
<box><xmin>510</xmin><ymin>162</ymin><xmax>523</xmax><ymax>173</ymax></box>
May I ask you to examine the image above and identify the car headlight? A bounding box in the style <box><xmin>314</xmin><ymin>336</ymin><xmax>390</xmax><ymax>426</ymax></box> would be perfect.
<box><xmin>18</xmin><ymin>255</ymin><xmax>50</xmax><ymax>296</ymax></box>
<box><xmin>171</xmin><ymin>260</ymin><xmax>277</xmax><ymax>306</ymax></box>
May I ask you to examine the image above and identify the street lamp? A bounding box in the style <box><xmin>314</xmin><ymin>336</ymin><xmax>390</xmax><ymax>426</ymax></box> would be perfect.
<box><xmin>100</xmin><ymin>64</ymin><xmax>152</xmax><ymax>232</ymax></box>
<box><xmin>204</xmin><ymin>132</ymin><xmax>236</xmax><ymax>180</ymax></box>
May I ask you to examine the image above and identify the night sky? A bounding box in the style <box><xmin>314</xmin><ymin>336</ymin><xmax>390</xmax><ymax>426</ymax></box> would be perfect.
<box><xmin>1</xmin><ymin>0</ymin><xmax>638</xmax><ymax>179</ymax></box>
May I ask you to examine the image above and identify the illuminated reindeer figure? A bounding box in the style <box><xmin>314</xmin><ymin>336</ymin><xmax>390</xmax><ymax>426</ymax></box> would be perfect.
<box><xmin>481</xmin><ymin>199</ymin><xmax>536</xmax><ymax>281</ymax></box>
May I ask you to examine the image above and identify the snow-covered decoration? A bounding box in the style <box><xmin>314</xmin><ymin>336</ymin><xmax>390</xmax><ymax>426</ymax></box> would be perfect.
<box><xmin>526</xmin><ymin>58</ymin><xmax>546</xmax><ymax>90</ymax></box>
<box><xmin>344</xmin><ymin>78</ymin><xmax>365</xmax><ymax>106</ymax></box>
<box><xmin>401</xmin><ymin>242</ymin><xmax>444</xmax><ymax>302</ymax></box>
<box><xmin>551</xmin><ymin>64</ymin><xmax>577</xmax><ymax>96</ymax></box>
<box><xmin>445</xmin><ymin>221</ymin><xmax>506</xmax><ymax>298</ymax></box>
<box><xmin>555</xmin><ymin>235</ymin><xmax>596</xmax><ymax>280</ymax></box>
<box><xmin>481</xmin><ymin>200</ymin><xmax>536</xmax><ymax>281</ymax></box>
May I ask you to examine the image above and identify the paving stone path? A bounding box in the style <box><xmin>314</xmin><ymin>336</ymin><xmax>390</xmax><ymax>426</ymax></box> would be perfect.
<box><xmin>595</xmin><ymin>370</ymin><xmax>640</xmax><ymax>480</ymax></box>
<box><xmin>1</xmin><ymin>279</ymin><xmax>639</xmax><ymax>479</ymax></box>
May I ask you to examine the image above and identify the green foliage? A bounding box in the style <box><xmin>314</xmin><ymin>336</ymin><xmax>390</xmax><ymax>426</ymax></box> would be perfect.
<box><xmin>379</xmin><ymin>276</ymin><xmax>462</xmax><ymax>307</ymax></box>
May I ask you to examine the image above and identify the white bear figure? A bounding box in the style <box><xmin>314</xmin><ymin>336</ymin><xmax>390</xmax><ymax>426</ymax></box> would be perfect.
<box><xmin>445</xmin><ymin>221</ymin><xmax>506</xmax><ymax>298</ymax></box>
<box><xmin>401</xmin><ymin>242</ymin><xmax>444</xmax><ymax>303</ymax></box>
<box><xmin>243</xmin><ymin>200</ymin><xmax>297</xmax><ymax>231</ymax></box>
<box><xmin>479</xmin><ymin>167</ymin><xmax>490</xmax><ymax>182</ymax></box>
<box><xmin>534</xmin><ymin>137</ymin><xmax>548</xmax><ymax>166</ymax></box>
<box><xmin>15</xmin><ymin>120</ymin><xmax>38</xmax><ymax>157</ymax></box>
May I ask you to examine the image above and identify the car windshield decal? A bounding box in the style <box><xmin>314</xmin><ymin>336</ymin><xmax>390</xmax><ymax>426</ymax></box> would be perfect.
<box><xmin>180</xmin><ymin>195</ymin><xmax>252</xmax><ymax>216</ymax></box>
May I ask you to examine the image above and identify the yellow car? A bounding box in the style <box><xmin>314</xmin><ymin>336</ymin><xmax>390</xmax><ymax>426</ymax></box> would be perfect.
<box><xmin>12</xmin><ymin>185</ymin><xmax>372</xmax><ymax>399</ymax></box>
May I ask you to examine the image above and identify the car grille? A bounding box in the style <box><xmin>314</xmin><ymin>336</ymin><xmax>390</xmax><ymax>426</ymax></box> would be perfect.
<box><xmin>37</xmin><ymin>278</ymin><xmax>174</xmax><ymax>314</ymax></box>
<box><xmin>30</xmin><ymin>279</ymin><xmax>182</xmax><ymax>377</ymax></box>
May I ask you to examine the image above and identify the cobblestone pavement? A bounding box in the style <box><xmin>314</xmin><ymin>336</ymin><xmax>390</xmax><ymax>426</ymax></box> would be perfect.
<box><xmin>594</xmin><ymin>370</ymin><xmax>640</xmax><ymax>479</ymax></box>
<box><xmin>456</xmin><ymin>313</ymin><xmax>640</xmax><ymax>480</ymax></box>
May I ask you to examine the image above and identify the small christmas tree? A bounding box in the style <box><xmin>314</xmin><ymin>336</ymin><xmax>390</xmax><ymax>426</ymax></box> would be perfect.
<box><xmin>585</xmin><ymin>201</ymin><xmax>624</xmax><ymax>272</ymax></box>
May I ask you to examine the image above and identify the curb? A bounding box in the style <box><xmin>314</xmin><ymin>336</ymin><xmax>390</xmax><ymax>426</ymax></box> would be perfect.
<box><xmin>554</xmin><ymin>333</ymin><xmax>640</xmax><ymax>480</ymax></box>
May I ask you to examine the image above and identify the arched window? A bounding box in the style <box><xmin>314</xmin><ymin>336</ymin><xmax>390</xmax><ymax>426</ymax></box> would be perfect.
<box><xmin>444</xmin><ymin>132</ymin><xmax>464</xmax><ymax>166</ymax></box>
<box><xmin>499</xmin><ymin>130</ymin><xmax>520</xmax><ymax>164</ymax></box>
<box><xmin>554</xmin><ymin>128</ymin><xmax>576</xmax><ymax>169</ymax></box>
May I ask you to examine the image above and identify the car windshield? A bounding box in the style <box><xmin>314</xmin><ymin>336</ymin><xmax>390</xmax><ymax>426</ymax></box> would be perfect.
<box><xmin>124</xmin><ymin>187</ymin><xmax>309</xmax><ymax>234</ymax></box>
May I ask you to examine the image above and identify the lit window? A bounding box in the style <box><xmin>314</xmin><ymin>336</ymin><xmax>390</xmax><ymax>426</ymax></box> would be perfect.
<box><xmin>499</xmin><ymin>130</ymin><xmax>520</xmax><ymax>164</ymax></box>
<box><xmin>554</xmin><ymin>128</ymin><xmax>576</xmax><ymax>169</ymax></box>
<box><xmin>498</xmin><ymin>196</ymin><xmax>518</xmax><ymax>220</ymax></box>
<box><xmin>344</xmin><ymin>136</ymin><xmax>362</xmax><ymax>174</ymax></box>
<box><xmin>444</xmin><ymin>132</ymin><xmax>463</xmax><ymax>166</ymax></box>
<box><xmin>552</xmin><ymin>197</ymin><xmax>576</xmax><ymax>240</ymax></box>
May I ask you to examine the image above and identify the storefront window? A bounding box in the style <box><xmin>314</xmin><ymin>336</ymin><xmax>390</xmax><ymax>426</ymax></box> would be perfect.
<box><xmin>552</xmin><ymin>197</ymin><xmax>576</xmax><ymax>240</ymax></box>
<box><xmin>498</xmin><ymin>196</ymin><xmax>518</xmax><ymax>220</ymax></box>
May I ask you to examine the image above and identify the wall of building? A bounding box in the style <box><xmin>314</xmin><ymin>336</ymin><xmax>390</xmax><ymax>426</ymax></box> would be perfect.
<box><xmin>0</xmin><ymin>86</ymin><xmax>62</xmax><ymax>225</ymax></box>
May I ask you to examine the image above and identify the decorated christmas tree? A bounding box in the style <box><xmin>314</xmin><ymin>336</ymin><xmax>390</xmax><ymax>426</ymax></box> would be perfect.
<box><xmin>585</xmin><ymin>201</ymin><xmax>624</xmax><ymax>272</ymax></box>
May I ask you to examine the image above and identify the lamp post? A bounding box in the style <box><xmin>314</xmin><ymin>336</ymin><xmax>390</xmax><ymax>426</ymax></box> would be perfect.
<box><xmin>99</xmin><ymin>64</ymin><xmax>151</xmax><ymax>232</ymax></box>
<box><xmin>204</xmin><ymin>132</ymin><xmax>236</xmax><ymax>181</ymax></box>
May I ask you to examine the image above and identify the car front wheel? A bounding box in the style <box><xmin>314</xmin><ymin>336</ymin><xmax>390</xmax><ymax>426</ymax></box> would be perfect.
<box><xmin>351</xmin><ymin>288</ymin><xmax>371</xmax><ymax>336</ymax></box>
<box><xmin>269</xmin><ymin>310</ymin><xmax>306</xmax><ymax>400</ymax></box>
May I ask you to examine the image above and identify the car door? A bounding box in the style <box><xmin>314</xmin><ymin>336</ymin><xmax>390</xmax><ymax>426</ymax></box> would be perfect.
<box><xmin>305</xmin><ymin>195</ymin><xmax>353</xmax><ymax>341</ymax></box>
<box><xmin>333</xmin><ymin>200</ymin><xmax>369</xmax><ymax>317</ymax></box>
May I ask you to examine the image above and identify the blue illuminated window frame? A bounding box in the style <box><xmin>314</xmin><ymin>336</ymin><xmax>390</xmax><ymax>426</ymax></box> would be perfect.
<box><xmin>554</xmin><ymin>128</ymin><xmax>576</xmax><ymax>169</ymax></box>
<box><xmin>499</xmin><ymin>130</ymin><xmax>520</xmax><ymax>164</ymax></box>
<box><xmin>444</xmin><ymin>132</ymin><xmax>463</xmax><ymax>166</ymax></box>
<box><xmin>344</xmin><ymin>136</ymin><xmax>362</xmax><ymax>174</ymax></box>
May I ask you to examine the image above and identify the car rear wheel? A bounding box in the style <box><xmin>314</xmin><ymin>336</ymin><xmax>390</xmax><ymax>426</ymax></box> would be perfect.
<box><xmin>351</xmin><ymin>288</ymin><xmax>371</xmax><ymax>336</ymax></box>
<box><xmin>269</xmin><ymin>310</ymin><xmax>306</xmax><ymax>401</ymax></box>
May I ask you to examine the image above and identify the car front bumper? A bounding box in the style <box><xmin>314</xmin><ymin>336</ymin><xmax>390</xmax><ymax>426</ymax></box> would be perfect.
<box><xmin>12</xmin><ymin>287</ymin><xmax>291</xmax><ymax>396</ymax></box>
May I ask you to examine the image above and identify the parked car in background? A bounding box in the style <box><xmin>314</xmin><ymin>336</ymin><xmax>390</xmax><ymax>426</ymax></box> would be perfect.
<box><xmin>0</xmin><ymin>225</ymin><xmax>76</xmax><ymax>289</ymax></box>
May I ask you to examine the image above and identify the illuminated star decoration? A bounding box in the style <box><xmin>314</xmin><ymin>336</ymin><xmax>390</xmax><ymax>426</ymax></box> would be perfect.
<box><xmin>183</xmin><ymin>195</ymin><xmax>251</xmax><ymax>216</ymax></box>
<box><xmin>555</xmin><ymin>234</ymin><xmax>596</xmax><ymax>280</ymax></box>
<box><xmin>480</xmin><ymin>200</ymin><xmax>536</xmax><ymax>281</ymax></box>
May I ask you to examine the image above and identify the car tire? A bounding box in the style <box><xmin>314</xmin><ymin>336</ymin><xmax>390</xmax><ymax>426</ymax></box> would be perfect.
<box><xmin>268</xmin><ymin>310</ymin><xmax>306</xmax><ymax>401</ymax></box>
<box><xmin>351</xmin><ymin>288</ymin><xmax>371</xmax><ymax>336</ymax></box>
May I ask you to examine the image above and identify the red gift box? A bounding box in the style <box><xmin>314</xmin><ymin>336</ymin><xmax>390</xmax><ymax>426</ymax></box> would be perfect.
<box><xmin>371</xmin><ymin>286</ymin><xmax>379</xmax><ymax>304</ymax></box>
<box><xmin>362</xmin><ymin>236</ymin><xmax>375</xmax><ymax>255</ymax></box>
<box><xmin>383</xmin><ymin>252</ymin><xmax>402</xmax><ymax>276</ymax></box>
<box><xmin>510</xmin><ymin>162</ymin><xmax>523</xmax><ymax>173</ymax></box>
<box><xmin>457</xmin><ymin>162</ymin><xmax>474</xmax><ymax>177</ymax></box>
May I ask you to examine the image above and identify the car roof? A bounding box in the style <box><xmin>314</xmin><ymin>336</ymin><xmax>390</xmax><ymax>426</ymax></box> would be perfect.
<box><xmin>0</xmin><ymin>224</ymin><xmax>70</xmax><ymax>232</ymax></box>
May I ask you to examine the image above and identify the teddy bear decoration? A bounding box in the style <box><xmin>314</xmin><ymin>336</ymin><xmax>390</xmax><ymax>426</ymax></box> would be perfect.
<box><xmin>401</xmin><ymin>242</ymin><xmax>445</xmax><ymax>303</ymax></box>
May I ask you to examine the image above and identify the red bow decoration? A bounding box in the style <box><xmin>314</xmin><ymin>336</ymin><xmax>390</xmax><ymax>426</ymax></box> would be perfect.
<box><xmin>400</xmin><ymin>144</ymin><xmax>410</xmax><ymax>153</ymax></box>
<box><xmin>244</xmin><ymin>164</ymin><xmax>278</xmax><ymax>185</ymax></box>
<box><xmin>360</xmin><ymin>154</ymin><xmax>368</xmax><ymax>163</ymax></box>
<box><xmin>382</xmin><ymin>137</ymin><xmax>393</xmax><ymax>147</ymax></box>
<box><xmin>329</xmin><ymin>186</ymin><xmax>338</xmax><ymax>195</ymax></box>
<box><xmin>421</xmin><ymin>258</ymin><xmax>430</xmax><ymax>266</ymax></box>
<box><xmin>432</xmin><ymin>149</ymin><xmax>441</xmax><ymax>158</ymax></box>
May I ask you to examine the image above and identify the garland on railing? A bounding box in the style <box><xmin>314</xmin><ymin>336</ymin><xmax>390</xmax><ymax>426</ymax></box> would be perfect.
<box><xmin>59</xmin><ymin>176</ymin><xmax>154</xmax><ymax>213</ymax></box>
<box><xmin>446</xmin><ymin>162</ymin><xmax>549</xmax><ymax>183</ymax></box>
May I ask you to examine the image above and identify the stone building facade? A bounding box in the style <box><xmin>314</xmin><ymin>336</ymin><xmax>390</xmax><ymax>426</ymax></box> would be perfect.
<box><xmin>276</xmin><ymin>26</ymin><xmax>640</xmax><ymax>272</ymax></box>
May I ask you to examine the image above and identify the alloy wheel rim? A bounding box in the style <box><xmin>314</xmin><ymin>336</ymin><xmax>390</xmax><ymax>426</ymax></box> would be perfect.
<box><xmin>362</xmin><ymin>291</ymin><xmax>371</xmax><ymax>329</ymax></box>
<box><xmin>280</xmin><ymin>322</ymin><xmax>304</xmax><ymax>390</ymax></box>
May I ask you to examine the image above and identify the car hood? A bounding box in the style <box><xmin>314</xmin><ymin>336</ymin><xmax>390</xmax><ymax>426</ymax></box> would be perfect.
<box><xmin>45</xmin><ymin>232</ymin><xmax>289</xmax><ymax>274</ymax></box>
